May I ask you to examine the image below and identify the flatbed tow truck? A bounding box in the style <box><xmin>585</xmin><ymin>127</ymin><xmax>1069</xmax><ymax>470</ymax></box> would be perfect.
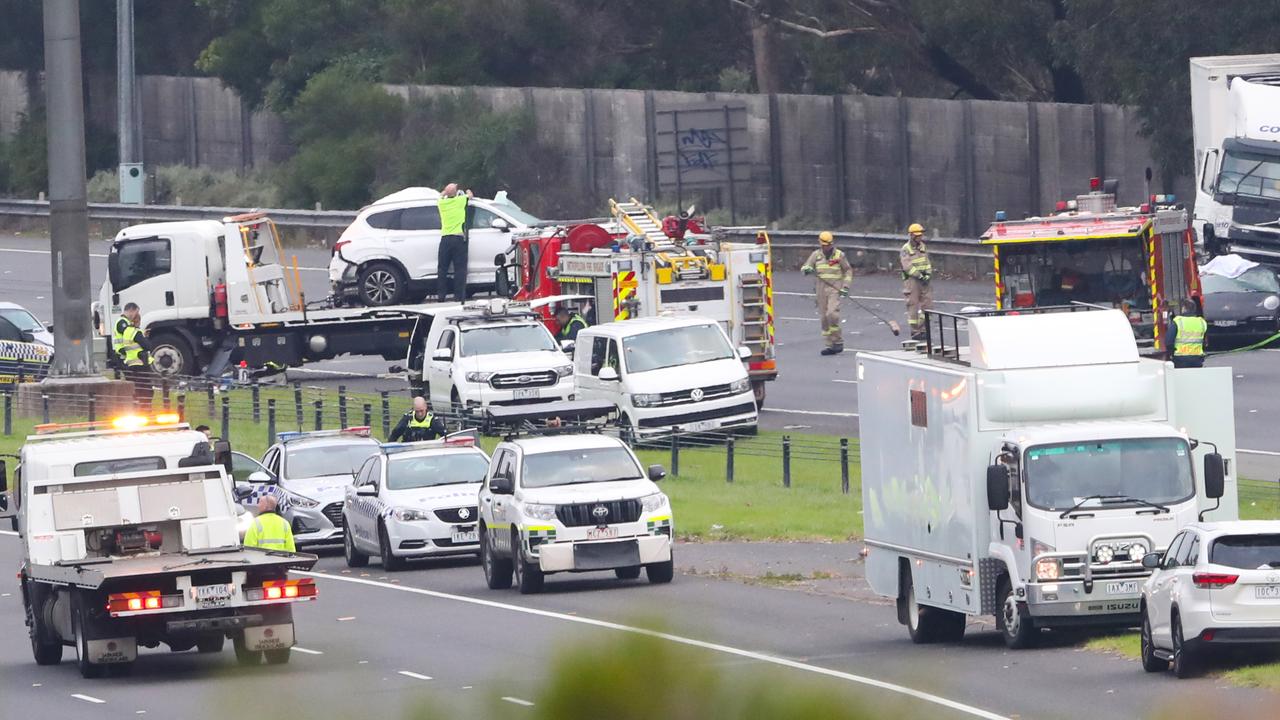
<box><xmin>1</xmin><ymin>415</ymin><xmax>318</xmax><ymax>677</ymax></box>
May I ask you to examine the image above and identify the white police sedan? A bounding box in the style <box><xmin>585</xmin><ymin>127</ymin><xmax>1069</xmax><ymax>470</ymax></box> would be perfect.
<box><xmin>342</xmin><ymin>433</ymin><xmax>491</xmax><ymax>570</ymax></box>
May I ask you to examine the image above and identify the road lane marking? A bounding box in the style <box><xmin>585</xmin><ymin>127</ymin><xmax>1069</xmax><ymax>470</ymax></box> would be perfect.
<box><xmin>0</xmin><ymin>246</ymin><xmax>328</xmax><ymax>271</ymax></box>
<box><xmin>293</xmin><ymin>646</ymin><xmax>324</xmax><ymax>655</ymax></box>
<box><xmin>774</xmin><ymin>290</ymin><xmax>990</xmax><ymax>307</ymax></box>
<box><xmin>300</xmin><ymin>571</ymin><xmax>1008</xmax><ymax>720</ymax></box>
<box><xmin>72</xmin><ymin>694</ymin><xmax>105</xmax><ymax>704</ymax></box>
<box><xmin>761</xmin><ymin>408</ymin><xmax>859</xmax><ymax>418</ymax></box>
<box><xmin>832</xmin><ymin>379</ymin><xmax>858</xmax><ymax>384</ymax></box>
<box><xmin>502</xmin><ymin>697</ymin><xmax>535</xmax><ymax>707</ymax></box>
<box><xmin>1240</xmin><ymin>448</ymin><xmax>1280</xmax><ymax>457</ymax></box>
<box><xmin>398</xmin><ymin>670</ymin><xmax>433</xmax><ymax>680</ymax></box>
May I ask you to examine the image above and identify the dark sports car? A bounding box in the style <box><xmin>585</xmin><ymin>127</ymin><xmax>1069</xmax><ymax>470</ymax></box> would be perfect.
<box><xmin>1199</xmin><ymin>263</ymin><xmax>1280</xmax><ymax>347</ymax></box>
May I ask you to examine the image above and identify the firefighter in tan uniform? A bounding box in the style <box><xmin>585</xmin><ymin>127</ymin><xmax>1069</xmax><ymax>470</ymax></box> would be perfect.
<box><xmin>901</xmin><ymin>223</ymin><xmax>933</xmax><ymax>340</ymax></box>
<box><xmin>801</xmin><ymin>231</ymin><xmax>854</xmax><ymax>355</ymax></box>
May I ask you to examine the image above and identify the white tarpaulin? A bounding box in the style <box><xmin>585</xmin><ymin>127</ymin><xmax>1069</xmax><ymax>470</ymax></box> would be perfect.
<box><xmin>1201</xmin><ymin>253</ymin><xmax>1259</xmax><ymax>279</ymax></box>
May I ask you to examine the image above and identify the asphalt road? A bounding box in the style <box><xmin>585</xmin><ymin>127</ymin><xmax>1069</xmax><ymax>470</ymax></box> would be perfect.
<box><xmin>2</xmin><ymin>232</ymin><xmax>1278</xmax><ymax>477</ymax></box>
<box><xmin>3</xmin><ymin>530</ymin><xmax>1278</xmax><ymax>720</ymax></box>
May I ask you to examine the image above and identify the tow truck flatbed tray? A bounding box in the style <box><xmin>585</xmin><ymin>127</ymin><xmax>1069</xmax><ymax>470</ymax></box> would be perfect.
<box><xmin>27</xmin><ymin>548</ymin><xmax>318</xmax><ymax>589</ymax></box>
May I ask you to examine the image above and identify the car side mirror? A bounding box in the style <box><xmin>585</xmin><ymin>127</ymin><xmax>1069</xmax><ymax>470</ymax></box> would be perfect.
<box><xmin>432</xmin><ymin>348</ymin><xmax>453</xmax><ymax>362</ymax></box>
<box><xmin>986</xmin><ymin>464</ymin><xmax>1010</xmax><ymax>511</ymax></box>
<box><xmin>1203</xmin><ymin>452</ymin><xmax>1225</xmax><ymax>499</ymax></box>
<box><xmin>648</xmin><ymin>464</ymin><xmax>666</xmax><ymax>482</ymax></box>
<box><xmin>20</xmin><ymin>330</ymin><xmax>35</xmax><ymax>343</ymax></box>
<box><xmin>247</xmin><ymin>471</ymin><xmax>272</xmax><ymax>484</ymax></box>
<box><xmin>490</xmin><ymin>473</ymin><xmax>514</xmax><ymax>495</ymax></box>
<box><xmin>356</xmin><ymin>484</ymin><xmax>378</xmax><ymax>497</ymax></box>
<box><xmin>491</xmin><ymin>217</ymin><xmax>510</xmax><ymax>232</ymax></box>
<box><xmin>0</xmin><ymin>460</ymin><xmax>10</xmax><ymax>518</ymax></box>
<box><xmin>737</xmin><ymin>346</ymin><xmax>751</xmax><ymax>359</ymax></box>
<box><xmin>560</xmin><ymin>340</ymin><xmax>575</xmax><ymax>354</ymax></box>
<box><xmin>1141</xmin><ymin>552</ymin><xmax>1161</xmax><ymax>569</ymax></box>
<box><xmin>599</xmin><ymin>367</ymin><xmax>619</xmax><ymax>381</ymax></box>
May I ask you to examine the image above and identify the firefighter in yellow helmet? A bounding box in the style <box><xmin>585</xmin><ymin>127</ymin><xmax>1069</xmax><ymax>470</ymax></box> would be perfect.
<box><xmin>801</xmin><ymin>231</ymin><xmax>853</xmax><ymax>355</ymax></box>
<box><xmin>901</xmin><ymin>223</ymin><xmax>933</xmax><ymax>340</ymax></box>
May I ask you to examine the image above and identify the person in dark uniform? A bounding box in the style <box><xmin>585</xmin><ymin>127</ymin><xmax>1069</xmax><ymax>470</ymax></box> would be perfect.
<box><xmin>388</xmin><ymin>396</ymin><xmax>447</xmax><ymax>442</ymax></box>
<box><xmin>555</xmin><ymin>306</ymin><xmax>588</xmax><ymax>343</ymax></box>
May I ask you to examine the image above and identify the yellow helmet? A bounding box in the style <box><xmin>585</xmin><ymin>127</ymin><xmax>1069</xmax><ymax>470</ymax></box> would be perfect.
<box><xmin>908</xmin><ymin>222</ymin><xmax>925</xmax><ymax>235</ymax></box>
<box><xmin>818</xmin><ymin>231</ymin><xmax>835</xmax><ymax>245</ymax></box>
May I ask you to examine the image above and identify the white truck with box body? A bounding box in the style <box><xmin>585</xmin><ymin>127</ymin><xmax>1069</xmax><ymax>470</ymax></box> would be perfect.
<box><xmin>859</xmin><ymin>307</ymin><xmax>1236</xmax><ymax>649</ymax></box>
<box><xmin>1190</xmin><ymin>54</ymin><xmax>1280</xmax><ymax>259</ymax></box>
<box><xmin>1</xmin><ymin>416</ymin><xmax>318</xmax><ymax>677</ymax></box>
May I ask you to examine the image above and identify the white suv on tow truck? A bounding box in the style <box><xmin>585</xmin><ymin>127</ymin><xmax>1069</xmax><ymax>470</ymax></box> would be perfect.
<box><xmin>477</xmin><ymin>425</ymin><xmax>674</xmax><ymax>594</ymax></box>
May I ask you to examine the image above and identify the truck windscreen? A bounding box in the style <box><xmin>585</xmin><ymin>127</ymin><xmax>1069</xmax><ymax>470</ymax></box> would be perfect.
<box><xmin>1024</xmin><ymin>438</ymin><xmax>1194</xmax><ymax>511</ymax></box>
<box><xmin>1218</xmin><ymin>149</ymin><xmax>1280</xmax><ymax>201</ymax></box>
<box><xmin>460</xmin><ymin>324</ymin><xmax>557</xmax><ymax>356</ymax></box>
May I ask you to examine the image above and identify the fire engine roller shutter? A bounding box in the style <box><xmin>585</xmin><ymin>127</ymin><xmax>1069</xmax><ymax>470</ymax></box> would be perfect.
<box><xmin>659</xmin><ymin>286</ymin><xmax>725</xmax><ymax>303</ymax></box>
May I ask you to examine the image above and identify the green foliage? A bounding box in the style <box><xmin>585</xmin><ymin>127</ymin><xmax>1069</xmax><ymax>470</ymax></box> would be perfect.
<box><xmin>0</xmin><ymin>109</ymin><xmax>47</xmax><ymax>196</ymax></box>
<box><xmin>393</xmin><ymin>93</ymin><xmax>535</xmax><ymax>197</ymax></box>
<box><xmin>86</xmin><ymin>165</ymin><xmax>282</xmax><ymax>207</ymax></box>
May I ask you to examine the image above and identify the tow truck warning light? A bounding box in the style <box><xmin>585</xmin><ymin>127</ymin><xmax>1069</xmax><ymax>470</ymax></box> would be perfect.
<box><xmin>35</xmin><ymin>413</ymin><xmax>185</xmax><ymax>435</ymax></box>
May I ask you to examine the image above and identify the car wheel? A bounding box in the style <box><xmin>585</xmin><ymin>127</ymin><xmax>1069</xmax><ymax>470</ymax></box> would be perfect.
<box><xmin>1172</xmin><ymin>612</ymin><xmax>1198</xmax><ymax>679</ymax></box>
<box><xmin>615</xmin><ymin>565</ymin><xmax>642</xmax><ymax>580</ymax></box>
<box><xmin>26</xmin><ymin>588</ymin><xmax>62</xmax><ymax>666</ymax></box>
<box><xmin>233</xmin><ymin>634</ymin><xmax>261</xmax><ymax>666</ymax></box>
<box><xmin>646</xmin><ymin>559</ymin><xmax>674</xmax><ymax>584</ymax></box>
<box><xmin>995</xmin><ymin>577</ymin><xmax>1036</xmax><ymax>649</ymax></box>
<box><xmin>1140</xmin><ymin>607</ymin><xmax>1169</xmax><ymax>673</ymax></box>
<box><xmin>149</xmin><ymin>332</ymin><xmax>196</xmax><ymax>378</ymax></box>
<box><xmin>264</xmin><ymin>648</ymin><xmax>291</xmax><ymax>665</ymax></box>
<box><xmin>513</xmin><ymin>531</ymin><xmax>544</xmax><ymax>595</ymax></box>
<box><xmin>481</xmin><ymin>525</ymin><xmax>513</xmax><ymax>590</ymax></box>
<box><xmin>197</xmin><ymin>634</ymin><xmax>226</xmax><ymax>654</ymax></box>
<box><xmin>344</xmin><ymin>521</ymin><xmax>369</xmax><ymax>568</ymax></box>
<box><xmin>358</xmin><ymin>262</ymin><xmax>407</xmax><ymax>306</ymax></box>
<box><xmin>379</xmin><ymin>524</ymin><xmax>405</xmax><ymax>571</ymax></box>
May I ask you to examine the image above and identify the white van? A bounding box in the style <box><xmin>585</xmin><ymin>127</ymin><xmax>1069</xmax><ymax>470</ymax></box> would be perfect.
<box><xmin>329</xmin><ymin>187</ymin><xmax>542</xmax><ymax>306</ymax></box>
<box><xmin>572</xmin><ymin>317</ymin><xmax>758</xmax><ymax>437</ymax></box>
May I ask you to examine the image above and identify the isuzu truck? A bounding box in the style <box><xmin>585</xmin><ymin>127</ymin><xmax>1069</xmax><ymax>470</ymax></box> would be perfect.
<box><xmin>859</xmin><ymin>307</ymin><xmax>1236</xmax><ymax>648</ymax></box>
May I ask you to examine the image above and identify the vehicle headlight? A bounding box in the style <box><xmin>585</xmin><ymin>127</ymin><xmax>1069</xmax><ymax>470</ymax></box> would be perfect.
<box><xmin>730</xmin><ymin>378</ymin><xmax>751</xmax><ymax>395</ymax></box>
<box><xmin>1035</xmin><ymin>557</ymin><xmax>1061</xmax><ymax>581</ymax></box>
<box><xmin>392</xmin><ymin>507</ymin><xmax>430</xmax><ymax>522</ymax></box>
<box><xmin>554</xmin><ymin>365</ymin><xmax>573</xmax><ymax>378</ymax></box>
<box><xmin>286</xmin><ymin>491</ymin><xmax>320</xmax><ymax>509</ymax></box>
<box><xmin>631</xmin><ymin>393</ymin><xmax>662</xmax><ymax>408</ymax></box>
<box><xmin>1264</xmin><ymin>295</ymin><xmax>1279</xmax><ymax>311</ymax></box>
<box><xmin>524</xmin><ymin>503</ymin><xmax>557</xmax><ymax>521</ymax></box>
<box><xmin>641</xmin><ymin>492</ymin><xmax>668</xmax><ymax>513</ymax></box>
<box><xmin>1128</xmin><ymin>542</ymin><xmax>1148</xmax><ymax>562</ymax></box>
<box><xmin>1095</xmin><ymin>544</ymin><xmax>1115</xmax><ymax>565</ymax></box>
<box><xmin>465</xmin><ymin>371</ymin><xmax>495</xmax><ymax>383</ymax></box>
<box><xmin>1031</xmin><ymin>538</ymin><xmax>1055</xmax><ymax>558</ymax></box>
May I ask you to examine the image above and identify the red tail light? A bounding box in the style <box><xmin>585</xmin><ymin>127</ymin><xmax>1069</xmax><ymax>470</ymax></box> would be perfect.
<box><xmin>246</xmin><ymin>578</ymin><xmax>317</xmax><ymax>602</ymax></box>
<box><xmin>333</xmin><ymin>240</ymin><xmax>350</xmax><ymax>256</ymax></box>
<box><xmin>1192</xmin><ymin>572</ymin><xmax>1239</xmax><ymax>589</ymax></box>
<box><xmin>107</xmin><ymin>590</ymin><xmax>184</xmax><ymax>615</ymax></box>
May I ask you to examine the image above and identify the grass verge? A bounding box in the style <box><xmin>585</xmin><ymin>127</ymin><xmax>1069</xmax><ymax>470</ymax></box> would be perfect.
<box><xmin>1086</xmin><ymin>631</ymin><xmax>1280</xmax><ymax>691</ymax></box>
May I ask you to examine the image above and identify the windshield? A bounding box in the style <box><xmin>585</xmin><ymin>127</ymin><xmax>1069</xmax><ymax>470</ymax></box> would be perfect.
<box><xmin>386</xmin><ymin>452</ymin><xmax>490</xmax><ymax>490</ymax></box>
<box><xmin>286</xmin><ymin>443</ymin><xmax>379</xmax><ymax>479</ymax></box>
<box><xmin>0</xmin><ymin>308</ymin><xmax>42</xmax><ymax>332</ymax></box>
<box><xmin>521</xmin><ymin>446</ymin><xmax>643</xmax><ymax>489</ymax></box>
<box><xmin>1024</xmin><ymin>438</ymin><xmax>1194</xmax><ymax>511</ymax></box>
<box><xmin>623</xmin><ymin>324</ymin><xmax>734</xmax><ymax>373</ymax></box>
<box><xmin>1201</xmin><ymin>266</ymin><xmax>1280</xmax><ymax>294</ymax></box>
<box><xmin>491</xmin><ymin>198</ymin><xmax>540</xmax><ymax>226</ymax></box>
<box><xmin>1218</xmin><ymin>149</ymin><xmax>1280</xmax><ymax>201</ymax></box>
<box><xmin>1210</xmin><ymin>535</ymin><xmax>1280</xmax><ymax>569</ymax></box>
<box><xmin>460</xmin><ymin>324</ymin><xmax>557</xmax><ymax>357</ymax></box>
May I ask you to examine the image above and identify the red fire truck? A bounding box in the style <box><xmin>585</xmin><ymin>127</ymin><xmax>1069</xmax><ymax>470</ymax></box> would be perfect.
<box><xmin>979</xmin><ymin>180</ymin><xmax>1201</xmax><ymax>351</ymax></box>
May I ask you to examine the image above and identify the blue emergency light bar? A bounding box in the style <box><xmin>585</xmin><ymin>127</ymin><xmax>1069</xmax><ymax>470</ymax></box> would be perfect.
<box><xmin>277</xmin><ymin>426</ymin><xmax>372</xmax><ymax>443</ymax></box>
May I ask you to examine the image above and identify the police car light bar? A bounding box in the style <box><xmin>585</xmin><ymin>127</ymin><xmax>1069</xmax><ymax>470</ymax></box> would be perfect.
<box><xmin>380</xmin><ymin>430</ymin><xmax>479</xmax><ymax>454</ymax></box>
<box><xmin>277</xmin><ymin>426</ymin><xmax>372</xmax><ymax>443</ymax></box>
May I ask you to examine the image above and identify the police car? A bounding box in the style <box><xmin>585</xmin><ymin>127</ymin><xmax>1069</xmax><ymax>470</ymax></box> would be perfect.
<box><xmin>251</xmin><ymin>427</ymin><xmax>381</xmax><ymax>547</ymax></box>
<box><xmin>0</xmin><ymin>306</ymin><xmax>53</xmax><ymax>385</ymax></box>
<box><xmin>342</xmin><ymin>431</ymin><xmax>491</xmax><ymax>570</ymax></box>
<box><xmin>477</xmin><ymin>431</ymin><xmax>674</xmax><ymax>594</ymax></box>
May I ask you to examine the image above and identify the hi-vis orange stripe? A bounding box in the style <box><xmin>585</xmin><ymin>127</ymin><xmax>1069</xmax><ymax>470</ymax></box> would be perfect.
<box><xmin>759</xmin><ymin>262</ymin><xmax>774</xmax><ymax>345</ymax></box>
<box><xmin>613</xmin><ymin>271</ymin><xmax>637</xmax><ymax>320</ymax></box>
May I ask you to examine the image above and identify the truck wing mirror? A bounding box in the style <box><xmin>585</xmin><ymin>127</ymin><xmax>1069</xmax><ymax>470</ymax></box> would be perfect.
<box><xmin>599</xmin><ymin>367</ymin><xmax>619</xmax><ymax>381</ymax></box>
<box><xmin>986</xmin><ymin>464</ymin><xmax>1011</xmax><ymax>511</ymax></box>
<box><xmin>1203</xmin><ymin>452</ymin><xmax>1225</xmax><ymax>499</ymax></box>
<box><xmin>494</xmin><ymin>253</ymin><xmax>507</xmax><ymax>267</ymax></box>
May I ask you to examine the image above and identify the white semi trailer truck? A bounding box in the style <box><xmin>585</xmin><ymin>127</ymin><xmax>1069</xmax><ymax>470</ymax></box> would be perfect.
<box><xmin>859</xmin><ymin>307</ymin><xmax>1235</xmax><ymax>649</ymax></box>
<box><xmin>1190</xmin><ymin>54</ymin><xmax>1280</xmax><ymax>259</ymax></box>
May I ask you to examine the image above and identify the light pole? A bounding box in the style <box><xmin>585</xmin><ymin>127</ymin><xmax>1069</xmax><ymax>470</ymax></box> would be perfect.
<box><xmin>116</xmin><ymin>0</ymin><xmax>143</xmax><ymax>203</ymax></box>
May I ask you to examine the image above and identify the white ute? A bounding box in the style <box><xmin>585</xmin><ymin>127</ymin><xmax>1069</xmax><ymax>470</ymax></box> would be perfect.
<box><xmin>477</xmin><ymin>418</ymin><xmax>673</xmax><ymax>594</ymax></box>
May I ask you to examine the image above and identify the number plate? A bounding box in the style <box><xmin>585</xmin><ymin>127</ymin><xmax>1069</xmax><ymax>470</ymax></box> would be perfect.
<box><xmin>514</xmin><ymin>388</ymin><xmax>539</xmax><ymax>400</ymax></box>
<box><xmin>684</xmin><ymin>420</ymin><xmax>718</xmax><ymax>432</ymax></box>
<box><xmin>1106</xmin><ymin>580</ymin><xmax>1139</xmax><ymax>595</ymax></box>
<box><xmin>195</xmin><ymin>583</ymin><xmax>234</xmax><ymax>609</ymax></box>
<box><xmin>451</xmin><ymin>529</ymin><xmax>478</xmax><ymax>544</ymax></box>
<box><xmin>1255</xmin><ymin>585</ymin><xmax>1280</xmax><ymax>599</ymax></box>
<box><xmin>587</xmin><ymin>526</ymin><xmax>619</xmax><ymax>540</ymax></box>
<box><xmin>1213</xmin><ymin>320</ymin><xmax>1239</xmax><ymax>327</ymax></box>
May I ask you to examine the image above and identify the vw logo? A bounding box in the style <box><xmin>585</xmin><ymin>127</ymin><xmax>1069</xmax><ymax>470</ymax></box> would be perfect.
<box><xmin>592</xmin><ymin>505</ymin><xmax>610</xmax><ymax>519</ymax></box>
<box><xmin>690</xmin><ymin>388</ymin><xmax>704</xmax><ymax>401</ymax></box>
<box><xmin>457</xmin><ymin>507</ymin><xmax>471</xmax><ymax>520</ymax></box>
<box><xmin>517</xmin><ymin>375</ymin><xmax>532</xmax><ymax>384</ymax></box>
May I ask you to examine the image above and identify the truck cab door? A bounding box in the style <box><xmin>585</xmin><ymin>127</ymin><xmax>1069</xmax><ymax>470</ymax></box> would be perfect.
<box><xmin>107</xmin><ymin>236</ymin><xmax>176</xmax><ymax>319</ymax></box>
<box><xmin>428</xmin><ymin>328</ymin><xmax>456</xmax><ymax>406</ymax></box>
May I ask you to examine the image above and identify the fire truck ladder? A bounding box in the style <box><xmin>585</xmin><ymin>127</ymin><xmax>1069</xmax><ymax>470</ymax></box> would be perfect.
<box><xmin>610</xmin><ymin>198</ymin><xmax>670</xmax><ymax>246</ymax></box>
<box><xmin>738</xmin><ymin>274</ymin><xmax>769</xmax><ymax>361</ymax></box>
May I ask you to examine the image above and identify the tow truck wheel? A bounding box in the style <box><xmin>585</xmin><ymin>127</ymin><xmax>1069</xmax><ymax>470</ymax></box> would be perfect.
<box><xmin>480</xmin><ymin>525</ymin><xmax>513</xmax><ymax>590</ymax></box>
<box><xmin>25</xmin><ymin>591</ymin><xmax>62</xmax><ymax>665</ymax></box>
<box><xmin>72</xmin><ymin>601</ymin><xmax>103</xmax><ymax>679</ymax></box>
<box><xmin>344</xmin><ymin>523</ymin><xmax>369</xmax><ymax>567</ymax></box>
<box><xmin>233</xmin><ymin>635</ymin><xmax>262</xmax><ymax>666</ymax></box>
<box><xmin>646</xmin><ymin>559</ymin><xmax>675</xmax><ymax>584</ymax></box>
<box><xmin>380</xmin><ymin>524</ymin><xmax>405</xmax><ymax>571</ymax></box>
<box><xmin>615</xmin><ymin>566</ymin><xmax>642</xmax><ymax>580</ymax></box>
<box><xmin>264</xmin><ymin>648</ymin><xmax>291</xmax><ymax>665</ymax></box>
<box><xmin>996</xmin><ymin>577</ymin><xmax>1038</xmax><ymax>649</ymax></box>
<box><xmin>902</xmin><ymin>569</ymin><xmax>966</xmax><ymax>644</ymax></box>
<box><xmin>149</xmin><ymin>332</ymin><xmax>195</xmax><ymax>378</ymax></box>
<box><xmin>1140</xmin><ymin>607</ymin><xmax>1168</xmax><ymax>673</ymax></box>
<box><xmin>358</xmin><ymin>262</ymin><xmax>407</xmax><ymax>306</ymax></box>
<box><xmin>513</xmin><ymin>531</ymin><xmax>545</xmax><ymax>595</ymax></box>
<box><xmin>197</xmin><ymin>634</ymin><xmax>226</xmax><ymax>653</ymax></box>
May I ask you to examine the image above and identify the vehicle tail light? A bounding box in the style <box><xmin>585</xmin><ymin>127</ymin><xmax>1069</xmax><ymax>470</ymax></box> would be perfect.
<box><xmin>1192</xmin><ymin>572</ymin><xmax>1238</xmax><ymax>589</ymax></box>
<box><xmin>333</xmin><ymin>240</ymin><xmax>350</xmax><ymax>256</ymax></box>
<box><xmin>245</xmin><ymin>578</ymin><xmax>317</xmax><ymax>602</ymax></box>
<box><xmin>107</xmin><ymin>590</ymin><xmax>184</xmax><ymax>615</ymax></box>
<box><xmin>1089</xmin><ymin>177</ymin><xmax>1101</xmax><ymax>191</ymax></box>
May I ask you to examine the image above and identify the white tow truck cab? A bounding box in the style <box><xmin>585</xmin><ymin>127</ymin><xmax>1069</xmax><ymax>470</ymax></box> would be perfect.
<box><xmin>859</xmin><ymin>307</ymin><xmax>1236</xmax><ymax>649</ymax></box>
<box><xmin>93</xmin><ymin>213</ymin><xmax>451</xmax><ymax>378</ymax></box>
<box><xmin>573</xmin><ymin>316</ymin><xmax>758</xmax><ymax>437</ymax></box>
<box><xmin>1</xmin><ymin>415</ymin><xmax>318</xmax><ymax>678</ymax></box>
<box><xmin>477</xmin><ymin>402</ymin><xmax>674</xmax><ymax>594</ymax></box>
<box><xmin>402</xmin><ymin>298</ymin><xmax>575</xmax><ymax>417</ymax></box>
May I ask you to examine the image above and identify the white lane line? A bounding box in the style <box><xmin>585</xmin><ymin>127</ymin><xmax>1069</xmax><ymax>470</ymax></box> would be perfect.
<box><xmin>502</xmin><ymin>697</ymin><xmax>535</xmax><ymax>707</ymax></box>
<box><xmin>832</xmin><ymin>379</ymin><xmax>858</xmax><ymax>384</ymax></box>
<box><xmin>300</xmin><ymin>571</ymin><xmax>1007</xmax><ymax>720</ymax></box>
<box><xmin>1240</xmin><ymin>448</ymin><xmax>1280</xmax><ymax>457</ymax></box>
<box><xmin>0</xmin><ymin>530</ymin><xmax>17</xmax><ymax>536</ymax></box>
<box><xmin>293</xmin><ymin>646</ymin><xmax>324</xmax><ymax>655</ymax></box>
<box><xmin>779</xmin><ymin>316</ymin><xmax>817</xmax><ymax>322</ymax></box>
<box><xmin>0</xmin><ymin>247</ymin><xmax>109</xmax><ymax>259</ymax></box>
<box><xmin>762</xmin><ymin>408</ymin><xmax>859</xmax><ymax>418</ymax></box>
<box><xmin>397</xmin><ymin>670</ymin><xmax>433</xmax><ymax>680</ymax></box>
<box><xmin>775</xmin><ymin>290</ymin><xmax>990</xmax><ymax>307</ymax></box>
<box><xmin>71</xmin><ymin>694</ymin><xmax>105</xmax><ymax>704</ymax></box>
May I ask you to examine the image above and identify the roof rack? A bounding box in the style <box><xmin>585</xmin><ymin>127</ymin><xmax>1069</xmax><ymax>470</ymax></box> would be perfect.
<box><xmin>485</xmin><ymin>400</ymin><xmax>617</xmax><ymax>439</ymax></box>
<box><xmin>920</xmin><ymin>303</ymin><xmax>1109</xmax><ymax>365</ymax></box>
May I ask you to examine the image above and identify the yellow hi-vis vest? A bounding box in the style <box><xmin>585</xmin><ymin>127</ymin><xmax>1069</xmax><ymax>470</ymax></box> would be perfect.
<box><xmin>115</xmin><ymin>318</ymin><xmax>144</xmax><ymax>366</ymax></box>
<box><xmin>804</xmin><ymin>249</ymin><xmax>849</xmax><ymax>282</ymax></box>
<box><xmin>244</xmin><ymin>512</ymin><xmax>295</xmax><ymax>552</ymax></box>
<box><xmin>901</xmin><ymin>241</ymin><xmax>932</xmax><ymax>279</ymax></box>
<box><xmin>1172</xmin><ymin>315</ymin><xmax>1207</xmax><ymax>357</ymax></box>
<box><xmin>408</xmin><ymin>412</ymin><xmax>434</xmax><ymax>429</ymax></box>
